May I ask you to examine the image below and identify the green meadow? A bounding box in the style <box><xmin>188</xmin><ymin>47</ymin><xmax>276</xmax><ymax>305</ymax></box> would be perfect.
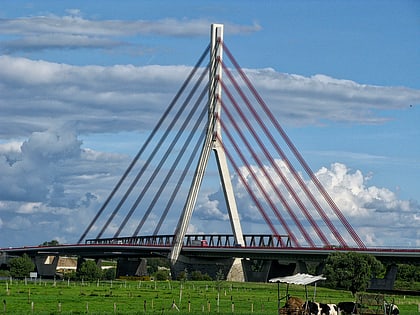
<box><xmin>1</xmin><ymin>279</ymin><xmax>419</xmax><ymax>314</ymax></box>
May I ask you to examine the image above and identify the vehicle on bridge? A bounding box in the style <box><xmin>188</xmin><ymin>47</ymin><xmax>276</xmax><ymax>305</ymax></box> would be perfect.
<box><xmin>191</xmin><ymin>239</ymin><xmax>208</xmax><ymax>247</ymax></box>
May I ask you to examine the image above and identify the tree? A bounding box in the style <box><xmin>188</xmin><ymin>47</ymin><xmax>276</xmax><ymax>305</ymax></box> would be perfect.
<box><xmin>190</xmin><ymin>270</ymin><xmax>212</xmax><ymax>281</ymax></box>
<box><xmin>176</xmin><ymin>269</ymin><xmax>188</xmax><ymax>281</ymax></box>
<box><xmin>155</xmin><ymin>269</ymin><xmax>170</xmax><ymax>280</ymax></box>
<box><xmin>77</xmin><ymin>260</ymin><xmax>102</xmax><ymax>281</ymax></box>
<box><xmin>397</xmin><ymin>264</ymin><xmax>420</xmax><ymax>282</ymax></box>
<box><xmin>40</xmin><ymin>240</ymin><xmax>60</xmax><ymax>246</ymax></box>
<box><xmin>323</xmin><ymin>252</ymin><xmax>383</xmax><ymax>295</ymax></box>
<box><xmin>102</xmin><ymin>268</ymin><xmax>116</xmax><ymax>280</ymax></box>
<box><xmin>147</xmin><ymin>258</ymin><xmax>171</xmax><ymax>275</ymax></box>
<box><xmin>9</xmin><ymin>254</ymin><xmax>35</xmax><ymax>278</ymax></box>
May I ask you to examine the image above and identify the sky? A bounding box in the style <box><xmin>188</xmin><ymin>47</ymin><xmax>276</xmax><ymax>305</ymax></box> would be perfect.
<box><xmin>0</xmin><ymin>0</ymin><xmax>419</xmax><ymax>248</ymax></box>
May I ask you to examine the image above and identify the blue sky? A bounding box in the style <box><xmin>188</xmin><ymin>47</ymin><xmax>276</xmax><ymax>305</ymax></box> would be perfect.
<box><xmin>0</xmin><ymin>1</ymin><xmax>419</xmax><ymax>248</ymax></box>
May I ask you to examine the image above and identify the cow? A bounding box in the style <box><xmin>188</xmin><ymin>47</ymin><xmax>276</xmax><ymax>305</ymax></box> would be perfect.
<box><xmin>323</xmin><ymin>304</ymin><xmax>338</xmax><ymax>315</ymax></box>
<box><xmin>337</xmin><ymin>302</ymin><xmax>360</xmax><ymax>314</ymax></box>
<box><xmin>303</xmin><ymin>301</ymin><xmax>319</xmax><ymax>315</ymax></box>
<box><xmin>385</xmin><ymin>303</ymin><xmax>399</xmax><ymax>315</ymax></box>
<box><xmin>303</xmin><ymin>301</ymin><xmax>337</xmax><ymax>315</ymax></box>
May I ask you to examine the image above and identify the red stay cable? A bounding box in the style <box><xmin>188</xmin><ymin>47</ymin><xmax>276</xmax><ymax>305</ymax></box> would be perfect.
<box><xmin>222</xmin><ymin>42</ymin><xmax>365</xmax><ymax>249</ymax></box>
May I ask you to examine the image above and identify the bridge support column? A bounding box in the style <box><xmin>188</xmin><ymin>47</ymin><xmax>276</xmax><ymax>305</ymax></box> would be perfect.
<box><xmin>34</xmin><ymin>255</ymin><xmax>59</xmax><ymax>278</ymax></box>
<box><xmin>242</xmin><ymin>260</ymin><xmax>303</xmax><ymax>282</ymax></box>
<box><xmin>116</xmin><ymin>258</ymin><xmax>147</xmax><ymax>278</ymax></box>
<box><xmin>296</xmin><ymin>260</ymin><xmax>308</xmax><ymax>274</ymax></box>
<box><xmin>242</xmin><ymin>259</ymin><xmax>272</xmax><ymax>282</ymax></box>
<box><xmin>269</xmin><ymin>261</ymin><xmax>299</xmax><ymax>279</ymax></box>
<box><xmin>0</xmin><ymin>251</ymin><xmax>10</xmax><ymax>269</ymax></box>
<box><xmin>369</xmin><ymin>264</ymin><xmax>398</xmax><ymax>290</ymax></box>
<box><xmin>316</xmin><ymin>261</ymin><xmax>325</xmax><ymax>275</ymax></box>
<box><xmin>226</xmin><ymin>258</ymin><xmax>245</xmax><ymax>282</ymax></box>
<box><xmin>77</xmin><ymin>257</ymin><xmax>86</xmax><ymax>271</ymax></box>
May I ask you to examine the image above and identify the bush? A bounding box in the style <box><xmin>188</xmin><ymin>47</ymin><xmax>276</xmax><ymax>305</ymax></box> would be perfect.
<box><xmin>9</xmin><ymin>254</ymin><xmax>35</xmax><ymax>278</ymax></box>
<box><xmin>77</xmin><ymin>260</ymin><xmax>102</xmax><ymax>281</ymax></box>
<box><xmin>190</xmin><ymin>270</ymin><xmax>212</xmax><ymax>281</ymax></box>
<box><xmin>102</xmin><ymin>268</ymin><xmax>116</xmax><ymax>280</ymax></box>
<box><xmin>147</xmin><ymin>258</ymin><xmax>171</xmax><ymax>274</ymax></box>
<box><xmin>0</xmin><ymin>270</ymin><xmax>10</xmax><ymax>277</ymax></box>
<box><xmin>66</xmin><ymin>271</ymin><xmax>78</xmax><ymax>281</ymax></box>
<box><xmin>155</xmin><ymin>269</ymin><xmax>170</xmax><ymax>280</ymax></box>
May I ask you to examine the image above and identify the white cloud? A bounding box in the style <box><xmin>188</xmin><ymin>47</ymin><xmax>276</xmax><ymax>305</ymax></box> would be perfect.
<box><xmin>1</xmin><ymin>55</ymin><xmax>419</xmax><ymax>141</ymax></box>
<box><xmin>0</xmin><ymin>128</ymin><xmax>130</xmax><ymax>246</ymax></box>
<box><xmin>0</xmin><ymin>45</ymin><xmax>419</xmax><ymax>248</ymax></box>
<box><xmin>245</xmin><ymin>68</ymin><xmax>420</xmax><ymax>125</ymax></box>
<box><xmin>195</xmin><ymin>190</ymin><xmax>229</xmax><ymax>221</ymax></box>
<box><xmin>16</xmin><ymin>202</ymin><xmax>43</xmax><ymax>214</ymax></box>
<box><xmin>198</xmin><ymin>161</ymin><xmax>420</xmax><ymax>247</ymax></box>
<box><xmin>0</xmin><ymin>127</ymin><xmax>418</xmax><ymax>247</ymax></box>
<box><xmin>0</xmin><ymin>16</ymin><xmax>261</xmax><ymax>52</ymax></box>
<box><xmin>0</xmin><ymin>16</ymin><xmax>257</xmax><ymax>37</ymax></box>
<box><xmin>7</xmin><ymin>215</ymin><xmax>32</xmax><ymax>230</ymax></box>
<box><xmin>0</xmin><ymin>128</ymin><xmax>83</xmax><ymax>202</ymax></box>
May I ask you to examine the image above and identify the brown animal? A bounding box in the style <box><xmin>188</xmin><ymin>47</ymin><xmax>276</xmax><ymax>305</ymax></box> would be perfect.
<box><xmin>284</xmin><ymin>296</ymin><xmax>304</xmax><ymax>315</ymax></box>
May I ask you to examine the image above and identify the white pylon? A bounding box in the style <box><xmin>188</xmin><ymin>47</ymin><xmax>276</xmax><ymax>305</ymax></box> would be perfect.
<box><xmin>170</xmin><ymin>24</ymin><xmax>244</xmax><ymax>265</ymax></box>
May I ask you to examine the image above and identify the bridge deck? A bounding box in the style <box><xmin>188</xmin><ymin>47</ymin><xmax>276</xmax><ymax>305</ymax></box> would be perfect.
<box><xmin>2</xmin><ymin>234</ymin><xmax>419</xmax><ymax>265</ymax></box>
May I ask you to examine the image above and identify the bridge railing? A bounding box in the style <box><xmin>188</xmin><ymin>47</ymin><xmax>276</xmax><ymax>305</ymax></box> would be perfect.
<box><xmin>85</xmin><ymin>235</ymin><xmax>174</xmax><ymax>246</ymax></box>
<box><xmin>85</xmin><ymin>234</ymin><xmax>291</xmax><ymax>248</ymax></box>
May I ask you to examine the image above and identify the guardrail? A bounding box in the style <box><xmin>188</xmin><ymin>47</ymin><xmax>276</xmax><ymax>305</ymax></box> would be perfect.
<box><xmin>85</xmin><ymin>234</ymin><xmax>291</xmax><ymax>248</ymax></box>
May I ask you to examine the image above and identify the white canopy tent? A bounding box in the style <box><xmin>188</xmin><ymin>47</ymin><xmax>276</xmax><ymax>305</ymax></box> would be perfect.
<box><xmin>269</xmin><ymin>273</ymin><xmax>326</xmax><ymax>310</ymax></box>
<box><xmin>269</xmin><ymin>273</ymin><xmax>326</xmax><ymax>286</ymax></box>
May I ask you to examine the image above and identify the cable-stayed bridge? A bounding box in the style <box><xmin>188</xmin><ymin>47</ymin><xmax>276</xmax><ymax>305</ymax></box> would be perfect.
<box><xmin>78</xmin><ymin>24</ymin><xmax>365</xmax><ymax>251</ymax></box>
<box><xmin>1</xmin><ymin>24</ymin><xmax>419</xmax><ymax>286</ymax></box>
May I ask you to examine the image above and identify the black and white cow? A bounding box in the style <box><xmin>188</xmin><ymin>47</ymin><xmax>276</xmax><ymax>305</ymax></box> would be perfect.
<box><xmin>324</xmin><ymin>304</ymin><xmax>338</xmax><ymax>315</ymax></box>
<box><xmin>385</xmin><ymin>303</ymin><xmax>399</xmax><ymax>315</ymax></box>
<box><xmin>337</xmin><ymin>302</ymin><xmax>360</xmax><ymax>314</ymax></box>
<box><xmin>303</xmin><ymin>301</ymin><xmax>338</xmax><ymax>315</ymax></box>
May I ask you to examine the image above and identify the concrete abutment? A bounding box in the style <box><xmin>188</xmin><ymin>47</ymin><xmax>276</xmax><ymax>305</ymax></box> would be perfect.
<box><xmin>34</xmin><ymin>255</ymin><xmax>59</xmax><ymax>277</ymax></box>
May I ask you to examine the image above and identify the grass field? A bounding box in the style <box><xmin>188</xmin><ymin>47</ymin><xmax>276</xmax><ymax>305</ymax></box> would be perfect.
<box><xmin>1</xmin><ymin>279</ymin><xmax>419</xmax><ymax>314</ymax></box>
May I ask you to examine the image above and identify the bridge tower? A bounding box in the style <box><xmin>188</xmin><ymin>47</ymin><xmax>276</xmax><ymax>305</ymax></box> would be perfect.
<box><xmin>170</xmin><ymin>24</ymin><xmax>244</xmax><ymax>266</ymax></box>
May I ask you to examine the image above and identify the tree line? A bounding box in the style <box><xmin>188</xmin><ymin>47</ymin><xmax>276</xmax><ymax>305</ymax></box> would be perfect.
<box><xmin>6</xmin><ymin>252</ymin><xmax>420</xmax><ymax>294</ymax></box>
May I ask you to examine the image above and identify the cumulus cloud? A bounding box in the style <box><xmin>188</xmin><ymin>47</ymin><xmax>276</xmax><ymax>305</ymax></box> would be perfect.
<box><xmin>0</xmin><ymin>126</ymin><xmax>418</xmax><ymax>247</ymax></box>
<box><xmin>0</xmin><ymin>128</ymin><xmax>82</xmax><ymax>202</ymax></box>
<box><xmin>315</xmin><ymin>163</ymin><xmax>420</xmax><ymax>247</ymax></box>
<box><xmin>0</xmin><ymin>128</ymin><xmax>129</xmax><ymax>246</ymax></box>
<box><xmin>197</xmin><ymin>161</ymin><xmax>420</xmax><ymax>247</ymax></box>
<box><xmin>195</xmin><ymin>190</ymin><xmax>229</xmax><ymax>221</ymax></box>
